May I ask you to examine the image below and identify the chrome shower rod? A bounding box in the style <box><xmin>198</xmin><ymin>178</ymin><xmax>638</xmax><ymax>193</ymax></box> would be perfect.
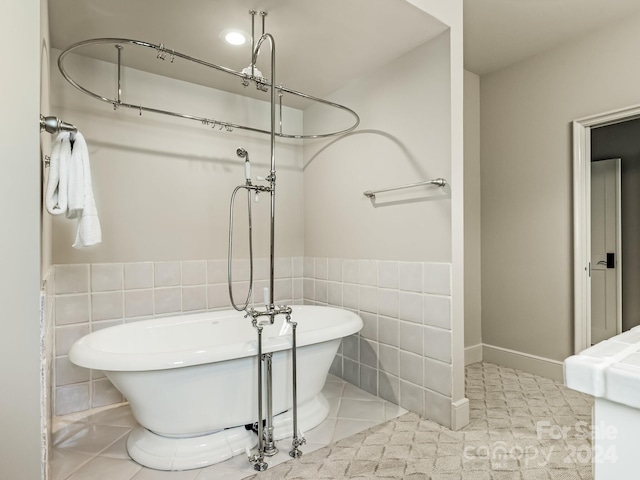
<box><xmin>57</xmin><ymin>37</ymin><xmax>360</xmax><ymax>140</ymax></box>
<box><xmin>363</xmin><ymin>178</ymin><xmax>447</xmax><ymax>199</ymax></box>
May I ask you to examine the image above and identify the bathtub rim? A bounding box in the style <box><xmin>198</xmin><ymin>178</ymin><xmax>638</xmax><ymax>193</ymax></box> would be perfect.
<box><xmin>69</xmin><ymin>305</ymin><xmax>362</xmax><ymax>372</ymax></box>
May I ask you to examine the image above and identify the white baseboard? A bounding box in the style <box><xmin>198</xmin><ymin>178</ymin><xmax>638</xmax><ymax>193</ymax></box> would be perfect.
<box><xmin>464</xmin><ymin>343</ymin><xmax>483</xmax><ymax>366</ymax></box>
<box><xmin>482</xmin><ymin>343</ymin><xmax>564</xmax><ymax>382</ymax></box>
<box><xmin>451</xmin><ymin>398</ymin><xmax>469</xmax><ymax>431</ymax></box>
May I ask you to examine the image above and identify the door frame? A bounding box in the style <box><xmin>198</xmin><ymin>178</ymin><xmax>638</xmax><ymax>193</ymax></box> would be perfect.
<box><xmin>573</xmin><ymin>104</ymin><xmax>640</xmax><ymax>353</ymax></box>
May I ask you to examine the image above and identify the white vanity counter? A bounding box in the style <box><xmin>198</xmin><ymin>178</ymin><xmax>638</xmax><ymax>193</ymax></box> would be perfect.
<box><xmin>564</xmin><ymin>327</ymin><xmax>640</xmax><ymax>479</ymax></box>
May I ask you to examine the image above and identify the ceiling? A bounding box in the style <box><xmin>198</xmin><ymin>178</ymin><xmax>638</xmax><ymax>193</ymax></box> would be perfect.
<box><xmin>49</xmin><ymin>0</ymin><xmax>447</xmax><ymax>109</ymax></box>
<box><xmin>49</xmin><ymin>0</ymin><xmax>640</xmax><ymax>107</ymax></box>
<box><xmin>464</xmin><ymin>0</ymin><xmax>640</xmax><ymax>75</ymax></box>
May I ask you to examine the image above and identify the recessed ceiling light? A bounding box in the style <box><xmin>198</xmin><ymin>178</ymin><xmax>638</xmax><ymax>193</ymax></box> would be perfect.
<box><xmin>221</xmin><ymin>30</ymin><xmax>247</xmax><ymax>46</ymax></box>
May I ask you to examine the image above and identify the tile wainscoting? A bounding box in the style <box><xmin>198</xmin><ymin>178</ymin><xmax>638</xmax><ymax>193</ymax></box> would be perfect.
<box><xmin>303</xmin><ymin>258</ymin><xmax>453</xmax><ymax>428</ymax></box>
<box><xmin>52</xmin><ymin>258</ymin><xmax>304</xmax><ymax>416</ymax></box>
<box><xmin>51</xmin><ymin>257</ymin><xmax>453</xmax><ymax>429</ymax></box>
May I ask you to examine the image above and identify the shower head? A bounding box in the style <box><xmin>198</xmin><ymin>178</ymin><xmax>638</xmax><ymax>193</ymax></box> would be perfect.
<box><xmin>236</xmin><ymin>147</ymin><xmax>248</xmax><ymax>159</ymax></box>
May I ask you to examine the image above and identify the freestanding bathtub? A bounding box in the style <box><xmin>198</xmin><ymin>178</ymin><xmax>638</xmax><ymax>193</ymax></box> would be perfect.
<box><xmin>69</xmin><ymin>305</ymin><xmax>362</xmax><ymax>470</ymax></box>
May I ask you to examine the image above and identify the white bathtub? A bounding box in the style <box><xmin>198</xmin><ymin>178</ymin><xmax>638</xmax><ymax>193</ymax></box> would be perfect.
<box><xmin>69</xmin><ymin>305</ymin><xmax>362</xmax><ymax>470</ymax></box>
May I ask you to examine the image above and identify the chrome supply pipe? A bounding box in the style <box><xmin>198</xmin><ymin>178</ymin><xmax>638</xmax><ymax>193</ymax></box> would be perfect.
<box><xmin>288</xmin><ymin>314</ymin><xmax>305</xmax><ymax>458</ymax></box>
<box><xmin>263</xmin><ymin>353</ymin><xmax>278</xmax><ymax>456</ymax></box>
<box><xmin>248</xmin><ymin>323</ymin><xmax>268</xmax><ymax>471</ymax></box>
<box><xmin>251</xmin><ymin>29</ymin><xmax>277</xmax><ymax>318</ymax></box>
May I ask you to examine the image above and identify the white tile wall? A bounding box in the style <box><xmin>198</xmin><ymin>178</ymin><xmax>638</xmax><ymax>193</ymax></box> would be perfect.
<box><xmin>53</xmin><ymin>257</ymin><xmax>451</xmax><ymax>426</ymax></box>
<box><xmin>53</xmin><ymin>258</ymin><xmax>303</xmax><ymax>417</ymax></box>
<box><xmin>305</xmin><ymin>257</ymin><xmax>453</xmax><ymax>424</ymax></box>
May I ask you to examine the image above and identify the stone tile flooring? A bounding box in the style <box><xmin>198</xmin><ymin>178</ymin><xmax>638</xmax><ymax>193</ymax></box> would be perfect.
<box><xmin>51</xmin><ymin>363</ymin><xmax>595</xmax><ymax>479</ymax></box>
<box><xmin>246</xmin><ymin>362</ymin><xmax>594</xmax><ymax>479</ymax></box>
<box><xmin>50</xmin><ymin>374</ymin><xmax>406</xmax><ymax>479</ymax></box>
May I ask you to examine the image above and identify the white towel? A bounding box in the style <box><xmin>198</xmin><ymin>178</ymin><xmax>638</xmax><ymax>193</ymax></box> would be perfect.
<box><xmin>45</xmin><ymin>132</ymin><xmax>71</xmax><ymax>215</ymax></box>
<box><xmin>66</xmin><ymin>133</ymin><xmax>102</xmax><ymax>248</ymax></box>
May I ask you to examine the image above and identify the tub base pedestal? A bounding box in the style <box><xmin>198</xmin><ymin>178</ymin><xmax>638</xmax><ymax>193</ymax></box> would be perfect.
<box><xmin>127</xmin><ymin>393</ymin><xmax>330</xmax><ymax>471</ymax></box>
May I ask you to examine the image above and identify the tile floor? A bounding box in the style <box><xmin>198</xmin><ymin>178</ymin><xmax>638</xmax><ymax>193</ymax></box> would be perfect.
<box><xmin>50</xmin><ymin>374</ymin><xmax>407</xmax><ymax>480</ymax></box>
<box><xmin>245</xmin><ymin>362</ymin><xmax>595</xmax><ymax>479</ymax></box>
<box><xmin>51</xmin><ymin>363</ymin><xmax>596</xmax><ymax>480</ymax></box>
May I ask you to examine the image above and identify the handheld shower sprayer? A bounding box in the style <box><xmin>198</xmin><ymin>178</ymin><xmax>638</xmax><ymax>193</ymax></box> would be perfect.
<box><xmin>237</xmin><ymin>147</ymin><xmax>251</xmax><ymax>184</ymax></box>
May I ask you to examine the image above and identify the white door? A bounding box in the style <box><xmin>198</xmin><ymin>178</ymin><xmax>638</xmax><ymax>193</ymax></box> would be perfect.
<box><xmin>591</xmin><ymin>158</ymin><xmax>622</xmax><ymax>344</ymax></box>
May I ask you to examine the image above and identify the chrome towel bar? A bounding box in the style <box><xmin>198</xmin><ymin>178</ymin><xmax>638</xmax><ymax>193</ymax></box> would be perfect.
<box><xmin>363</xmin><ymin>178</ymin><xmax>447</xmax><ymax>199</ymax></box>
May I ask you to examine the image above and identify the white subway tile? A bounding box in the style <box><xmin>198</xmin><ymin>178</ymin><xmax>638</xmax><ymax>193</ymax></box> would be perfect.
<box><xmin>182</xmin><ymin>261</ymin><xmax>206</xmax><ymax>285</ymax></box>
<box><xmin>292</xmin><ymin>257</ymin><xmax>303</xmax><ymax>278</ymax></box>
<box><xmin>91</xmin><ymin>292</ymin><xmax>123</xmax><ymax>321</ymax></box>
<box><xmin>343</xmin><ymin>358</ymin><xmax>360</xmax><ymax>387</ymax></box>
<box><xmin>54</xmin><ymin>265</ymin><xmax>89</xmax><ymax>294</ymax></box>
<box><xmin>125</xmin><ymin>290</ymin><xmax>154</xmax><ymax>318</ymax></box>
<box><xmin>342</xmin><ymin>284</ymin><xmax>358</xmax><ymax>310</ymax></box>
<box><xmin>400</xmin><ymin>322</ymin><xmax>423</xmax><ymax>355</ymax></box>
<box><xmin>343</xmin><ymin>260</ymin><xmax>358</xmax><ymax>284</ymax></box>
<box><xmin>207</xmin><ymin>259</ymin><xmax>227</xmax><ymax>284</ymax></box>
<box><xmin>183</xmin><ymin>286</ymin><xmax>207</xmax><ymax>311</ymax></box>
<box><xmin>55</xmin><ymin>383</ymin><xmax>90</xmax><ymax>415</ymax></box>
<box><xmin>400</xmin><ymin>351</ymin><xmax>423</xmax><ymax>386</ymax></box>
<box><xmin>359</xmin><ymin>365</ymin><xmax>378</xmax><ymax>397</ymax></box>
<box><xmin>424</xmin><ymin>326</ymin><xmax>452</xmax><ymax>363</ymax></box>
<box><xmin>424</xmin><ymin>294</ymin><xmax>452</xmax><ymax>330</ymax></box>
<box><xmin>55</xmin><ymin>356</ymin><xmax>90</xmax><ymax>386</ymax></box>
<box><xmin>400</xmin><ymin>380</ymin><xmax>424</xmax><ymax>415</ymax></box>
<box><xmin>208</xmin><ymin>284</ymin><xmax>230</xmax><ymax>309</ymax></box>
<box><xmin>378</xmin><ymin>316</ymin><xmax>399</xmax><ymax>347</ymax></box>
<box><xmin>378</xmin><ymin>289</ymin><xmax>398</xmax><ymax>318</ymax></box>
<box><xmin>328</xmin><ymin>258</ymin><xmax>342</xmax><ymax>282</ymax></box>
<box><xmin>315</xmin><ymin>280</ymin><xmax>328</xmax><ymax>304</ymax></box>
<box><xmin>359</xmin><ymin>312</ymin><xmax>377</xmax><ymax>341</ymax></box>
<box><xmin>379</xmin><ymin>372</ymin><xmax>400</xmax><ymax>404</ymax></box>
<box><xmin>378</xmin><ymin>261</ymin><xmax>398</xmax><ymax>289</ymax></box>
<box><xmin>359</xmin><ymin>286</ymin><xmax>378</xmax><ymax>314</ymax></box>
<box><xmin>398</xmin><ymin>292</ymin><xmax>423</xmax><ymax>324</ymax></box>
<box><xmin>275</xmin><ymin>257</ymin><xmax>292</xmax><ymax>279</ymax></box>
<box><xmin>303</xmin><ymin>278</ymin><xmax>315</xmax><ymax>300</ymax></box>
<box><xmin>91</xmin><ymin>264</ymin><xmax>123</xmax><ymax>292</ymax></box>
<box><xmin>303</xmin><ymin>257</ymin><xmax>314</xmax><ymax>278</ymax></box>
<box><xmin>358</xmin><ymin>260</ymin><xmax>378</xmax><ymax>286</ymax></box>
<box><xmin>154</xmin><ymin>261</ymin><xmax>181</xmax><ymax>287</ymax></box>
<box><xmin>424</xmin><ymin>358</ymin><xmax>452</xmax><ymax>397</ymax></box>
<box><xmin>424</xmin><ymin>388</ymin><xmax>452</xmax><ymax>428</ymax></box>
<box><xmin>55</xmin><ymin>295</ymin><xmax>90</xmax><ymax>325</ymax></box>
<box><xmin>92</xmin><ymin>379</ymin><xmax>123</xmax><ymax>407</ymax></box>
<box><xmin>231</xmin><ymin>259</ymin><xmax>251</xmax><ymax>282</ymax></box>
<box><xmin>423</xmin><ymin>262</ymin><xmax>451</xmax><ymax>295</ymax></box>
<box><xmin>328</xmin><ymin>282</ymin><xmax>342</xmax><ymax>306</ymax></box>
<box><xmin>314</xmin><ymin>257</ymin><xmax>328</xmax><ymax>280</ymax></box>
<box><xmin>55</xmin><ymin>324</ymin><xmax>89</xmax><ymax>356</ymax></box>
<box><xmin>342</xmin><ymin>334</ymin><xmax>359</xmax><ymax>361</ymax></box>
<box><xmin>398</xmin><ymin>262</ymin><xmax>423</xmax><ymax>292</ymax></box>
<box><xmin>360</xmin><ymin>338</ymin><xmax>378</xmax><ymax>368</ymax></box>
<box><xmin>124</xmin><ymin>262</ymin><xmax>153</xmax><ymax>290</ymax></box>
<box><xmin>274</xmin><ymin>278</ymin><xmax>292</xmax><ymax>302</ymax></box>
<box><xmin>293</xmin><ymin>278</ymin><xmax>303</xmax><ymax>300</ymax></box>
<box><xmin>378</xmin><ymin>344</ymin><xmax>399</xmax><ymax>376</ymax></box>
<box><xmin>155</xmin><ymin>287</ymin><xmax>181</xmax><ymax>314</ymax></box>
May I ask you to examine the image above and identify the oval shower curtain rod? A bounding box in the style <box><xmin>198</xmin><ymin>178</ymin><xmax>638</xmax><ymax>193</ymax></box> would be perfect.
<box><xmin>57</xmin><ymin>37</ymin><xmax>360</xmax><ymax>140</ymax></box>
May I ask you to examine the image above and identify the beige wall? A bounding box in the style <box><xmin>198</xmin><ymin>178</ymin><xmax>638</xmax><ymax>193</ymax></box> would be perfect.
<box><xmin>464</xmin><ymin>70</ymin><xmax>481</xmax><ymax>350</ymax></box>
<box><xmin>51</xmin><ymin>52</ymin><xmax>304</xmax><ymax>264</ymax></box>
<box><xmin>481</xmin><ymin>12</ymin><xmax>640</xmax><ymax>363</ymax></box>
<box><xmin>303</xmin><ymin>33</ymin><xmax>452</xmax><ymax>262</ymax></box>
<box><xmin>0</xmin><ymin>0</ymin><xmax>43</xmax><ymax>477</ymax></box>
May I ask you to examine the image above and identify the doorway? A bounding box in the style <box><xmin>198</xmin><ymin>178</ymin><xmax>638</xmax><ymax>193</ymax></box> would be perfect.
<box><xmin>573</xmin><ymin>105</ymin><xmax>640</xmax><ymax>353</ymax></box>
